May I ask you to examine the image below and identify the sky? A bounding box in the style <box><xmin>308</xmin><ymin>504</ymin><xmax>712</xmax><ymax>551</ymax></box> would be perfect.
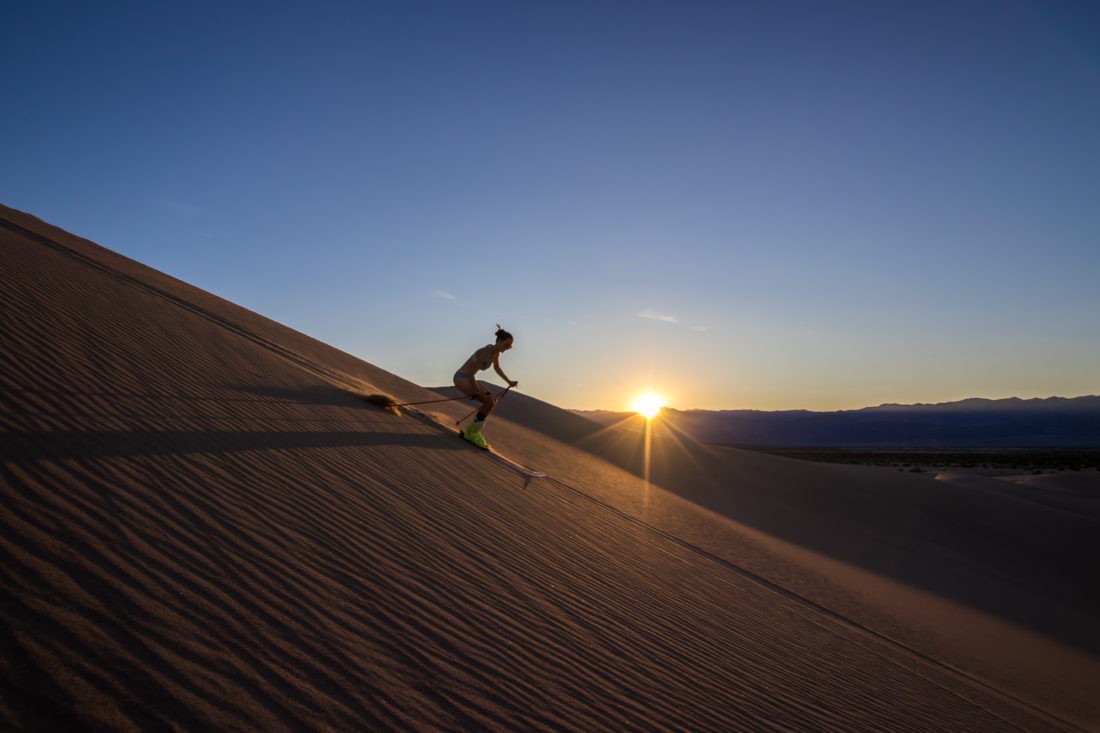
<box><xmin>3</xmin><ymin>1</ymin><xmax>1099</xmax><ymax>412</ymax></box>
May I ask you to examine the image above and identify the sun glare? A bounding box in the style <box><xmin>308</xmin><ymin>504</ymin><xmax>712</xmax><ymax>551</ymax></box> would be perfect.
<box><xmin>631</xmin><ymin>392</ymin><xmax>665</xmax><ymax>419</ymax></box>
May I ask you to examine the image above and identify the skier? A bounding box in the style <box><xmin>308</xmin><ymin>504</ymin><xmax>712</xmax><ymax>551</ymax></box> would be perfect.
<box><xmin>454</xmin><ymin>325</ymin><xmax>518</xmax><ymax>449</ymax></box>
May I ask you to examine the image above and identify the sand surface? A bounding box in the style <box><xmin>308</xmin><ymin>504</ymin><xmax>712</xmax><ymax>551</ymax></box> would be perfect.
<box><xmin>3</xmin><ymin>204</ymin><xmax>1098</xmax><ymax>731</ymax></box>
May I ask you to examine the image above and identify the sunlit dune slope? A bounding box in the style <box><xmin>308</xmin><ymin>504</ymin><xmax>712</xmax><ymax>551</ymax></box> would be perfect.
<box><xmin>2</xmin><ymin>204</ymin><xmax>1095</xmax><ymax>731</ymax></box>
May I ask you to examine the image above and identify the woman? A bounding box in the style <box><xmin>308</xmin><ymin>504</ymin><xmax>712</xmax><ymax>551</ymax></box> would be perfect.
<box><xmin>454</xmin><ymin>325</ymin><xmax>518</xmax><ymax>449</ymax></box>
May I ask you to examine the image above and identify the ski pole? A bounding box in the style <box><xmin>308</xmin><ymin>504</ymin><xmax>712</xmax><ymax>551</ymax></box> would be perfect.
<box><xmin>362</xmin><ymin>392</ymin><xmax>475</xmax><ymax>413</ymax></box>
<box><xmin>457</xmin><ymin>384</ymin><xmax>513</xmax><ymax>425</ymax></box>
<box><xmin>393</xmin><ymin>394</ymin><xmax>476</xmax><ymax>408</ymax></box>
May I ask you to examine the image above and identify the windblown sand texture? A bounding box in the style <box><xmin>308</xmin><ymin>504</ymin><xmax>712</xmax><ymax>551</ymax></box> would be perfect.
<box><xmin>2</xmin><ymin>203</ymin><xmax>1098</xmax><ymax>731</ymax></box>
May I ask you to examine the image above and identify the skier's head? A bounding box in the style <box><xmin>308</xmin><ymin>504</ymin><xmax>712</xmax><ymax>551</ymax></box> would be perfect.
<box><xmin>495</xmin><ymin>325</ymin><xmax>514</xmax><ymax>349</ymax></box>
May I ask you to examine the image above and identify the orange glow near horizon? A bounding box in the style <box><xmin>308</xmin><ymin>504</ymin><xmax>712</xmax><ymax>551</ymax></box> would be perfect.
<box><xmin>631</xmin><ymin>392</ymin><xmax>665</xmax><ymax>419</ymax></box>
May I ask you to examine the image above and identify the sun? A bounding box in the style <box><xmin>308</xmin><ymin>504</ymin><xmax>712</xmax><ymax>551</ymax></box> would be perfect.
<box><xmin>631</xmin><ymin>392</ymin><xmax>665</xmax><ymax>419</ymax></box>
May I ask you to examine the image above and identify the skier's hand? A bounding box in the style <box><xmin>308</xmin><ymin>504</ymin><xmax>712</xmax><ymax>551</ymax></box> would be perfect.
<box><xmin>508</xmin><ymin>380</ymin><xmax>519</xmax><ymax>388</ymax></box>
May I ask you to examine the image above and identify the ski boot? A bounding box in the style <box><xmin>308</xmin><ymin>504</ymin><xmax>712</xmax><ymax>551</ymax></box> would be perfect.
<box><xmin>462</xmin><ymin>420</ymin><xmax>489</xmax><ymax>450</ymax></box>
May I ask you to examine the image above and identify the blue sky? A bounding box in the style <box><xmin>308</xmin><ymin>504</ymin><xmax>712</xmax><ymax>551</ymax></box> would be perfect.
<box><xmin>4</xmin><ymin>1</ymin><xmax>1099</xmax><ymax>410</ymax></box>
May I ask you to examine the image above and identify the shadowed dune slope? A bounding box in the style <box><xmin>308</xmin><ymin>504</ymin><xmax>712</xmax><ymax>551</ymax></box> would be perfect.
<box><xmin>1</xmin><ymin>204</ymin><xmax>1096</xmax><ymax>731</ymax></box>
<box><xmin>488</xmin><ymin>392</ymin><xmax>1100</xmax><ymax>645</ymax></box>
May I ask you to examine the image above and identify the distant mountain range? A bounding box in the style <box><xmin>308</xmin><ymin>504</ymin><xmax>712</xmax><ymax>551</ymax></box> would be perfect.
<box><xmin>573</xmin><ymin>396</ymin><xmax>1100</xmax><ymax>448</ymax></box>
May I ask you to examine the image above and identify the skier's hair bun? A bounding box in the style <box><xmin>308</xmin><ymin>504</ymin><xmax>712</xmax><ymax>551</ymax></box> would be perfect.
<box><xmin>495</xmin><ymin>324</ymin><xmax>513</xmax><ymax>342</ymax></box>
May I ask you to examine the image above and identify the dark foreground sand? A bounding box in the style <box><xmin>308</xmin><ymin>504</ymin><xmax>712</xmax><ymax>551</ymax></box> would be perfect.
<box><xmin>3</xmin><ymin>204</ymin><xmax>1098</xmax><ymax>731</ymax></box>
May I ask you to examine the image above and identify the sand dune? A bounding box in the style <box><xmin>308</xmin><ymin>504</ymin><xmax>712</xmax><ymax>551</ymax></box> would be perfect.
<box><xmin>2</xmin><ymin>203</ymin><xmax>1097</xmax><ymax>731</ymax></box>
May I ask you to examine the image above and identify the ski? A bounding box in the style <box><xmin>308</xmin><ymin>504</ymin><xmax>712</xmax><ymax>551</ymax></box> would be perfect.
<box><xmin>456</xmin><ymin>430</ymin><xmax>546</xmax><ymax>477</ymax></box>
<box><xmin>486</xmin><ymin>450</ymin><xmax>547</xmax><ymax>478</ymax></box>
<box><xmin>398</xmin><ymin>406</ymin><xmax>547</xmax><ymax>478</ymax></box>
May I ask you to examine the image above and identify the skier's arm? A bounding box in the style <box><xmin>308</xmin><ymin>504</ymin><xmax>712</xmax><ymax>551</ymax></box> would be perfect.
<box><xmin>493</xmin><ymin>354</ymin><xmax>518</xmax><ymax>387</ymax></box>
